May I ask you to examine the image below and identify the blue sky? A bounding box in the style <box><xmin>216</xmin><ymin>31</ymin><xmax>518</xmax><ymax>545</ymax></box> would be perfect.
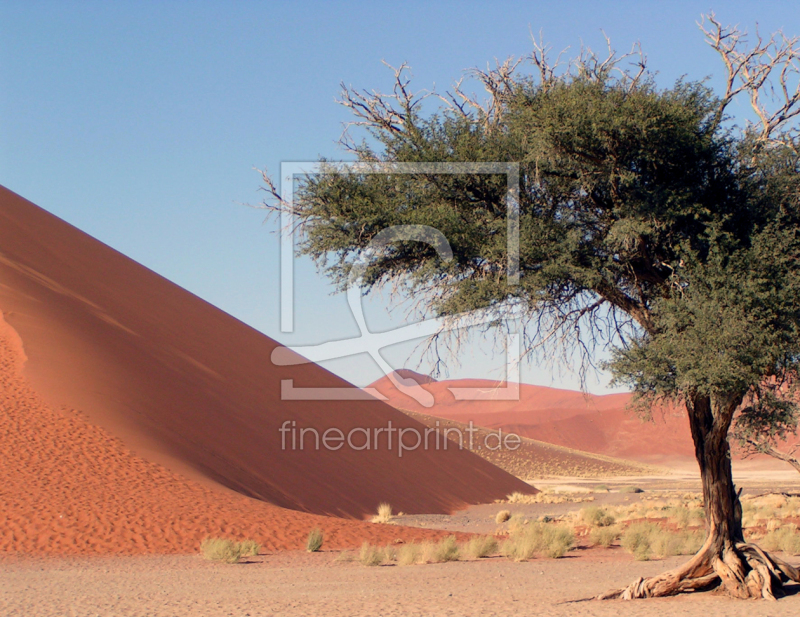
<box><xmin>2</xmin><ymin>1</ymin><xmax>798</xmax><ymax>392</ymax></box>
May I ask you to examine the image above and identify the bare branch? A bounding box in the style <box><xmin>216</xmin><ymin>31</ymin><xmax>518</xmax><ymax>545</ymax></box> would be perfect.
<box><xmin>700</xmin><ymin>12</ymin><xmax>800</xmax><ymax>145</ymax></box>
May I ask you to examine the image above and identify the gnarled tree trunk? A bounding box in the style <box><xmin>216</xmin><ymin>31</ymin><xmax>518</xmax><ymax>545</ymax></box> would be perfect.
<box><xmin>599</xmin><ymin>392</ymin><xmax>800</xmax><ymax>601</ymax></box>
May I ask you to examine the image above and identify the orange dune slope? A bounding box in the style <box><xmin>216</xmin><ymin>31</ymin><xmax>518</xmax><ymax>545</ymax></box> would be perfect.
<box><xmin>0</xmin><ymin>185</ymin><xmax>531</xmax><ymax>524</ymax></box>
<box><xmin>0</xmin><ymin>317</ymin><xmax>470</xmax><ymax>555</ymax></box>
<box><xmin>369</xmin><ymin>372</ymin><xmax>696</xmax><ymax>464</ymax></box>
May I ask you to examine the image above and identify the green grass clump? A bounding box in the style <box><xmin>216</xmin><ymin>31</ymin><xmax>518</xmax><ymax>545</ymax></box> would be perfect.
<box><xmin>495</xmin><ymin>509</ymin><xmax>511</xmax><ymax>524</ymax></box>
<box><xmin>371</xmin><ymin>502</ymin><xmax>392</xmax><ymax>524</ymax></box>
<box><xmin>200</xmin><ymin>537</ymin><xmax>247</xmax><ymax>564</ymax></box>
<box><xmin>589</xmin><ymin>525</ymin><xmax>621</xmax><ymax>548</ymax></box>
<box><xmin>358</xmin><ymin>542</ymin><xmax>386</xmax><ymax>566</ymax></box>
<box><xmin>306</xmin><ymin>527</ymin><xmax>324</xmax><ymax>552</ymax></box>
<box><xmin>581</xmin><ymin>506</ymin><xmax>616</xmax><ymax>527</ymax></box>
<box><xmin>501</xmin><ymin>523</ymin><xmax>574</xmax><ymax>561</ymax></box>
<box><xmin>461</xmin><ymin>535</ymin><xmax>498</xmax><ymax>559</ymax></box>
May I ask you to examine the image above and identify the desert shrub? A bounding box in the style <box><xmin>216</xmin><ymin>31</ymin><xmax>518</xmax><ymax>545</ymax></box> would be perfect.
<box><xmin>501</xmin><ymin>523</ymin><xmax>574</xmax><ymax>561</ymax></box>
<box><xmin>620</xmin><ymin>486</ymin><xmax>644</xmax><ymax>494</ymax></box>
<box><xmin>621</xmin><ymin>523</ymin><xmax>656</xmax><ymax>561</ymax></box>
<box><xmin>589</xmin><ymin>526</ymin><xmax>621</xmax><ymax>548</ymax></box>
<box><xmin>200</xmin><ymin>537</ymin><xmax>246</xmax><ymax>564</ymax></box>
<box><xmin>238</xmin><ymin>539</ymin><xmax>261</xmax><ymax>557</ymax></box>
<box><xmin>371</xmin><ymin>502</ymin><xmax>392</xmax><ymax>524</ymax></box>
<box><xmin>506</xmin><ymin>491</ymin><xmax>527</xmax><ymax>503</ymax></box>
<box><xmin>397</xmin><ymin>543</ymin><xmax>422</xmax><ymax>566</ymax></box>
<box><xmin>581</xmin><ymin>506</ymin><xmax>616</xmax><ymax>527</ymax></box>
<box><xmin>622</xmin><ymin>523</ymin><xmax>705</xmax><ymax>560</ymax></box>
<box><xmin>762</xmin><ymin>524</ymin><xmax>800</xmax><ymax>555</ymax></box>
<box><xmin>594</xmin><ymin>484</ymin><xmax>610</xmax><ymax>492</ymax></box>
<box><xmin>495</xmin><ymin>509</ymin><xmax>511</xmax><ymax>524</ymax></box>
<box><xmin>433</xmin><ymin>536</ymin><xmax>460</xmax><ymax>562</ymax></box>
<box><xmin>461</xmin><ymin>535</ymin><xmax>498</xmax><ymax>559</ymax></box>
<box><xmin>358</xmin><ymin>542</ymin><xmax>386</xmax><ymax>566</ymax></box>
<box><xmin>306</xmin><ymin>527</ymin><xmax>323</xmax><ymax>552</ymax></box>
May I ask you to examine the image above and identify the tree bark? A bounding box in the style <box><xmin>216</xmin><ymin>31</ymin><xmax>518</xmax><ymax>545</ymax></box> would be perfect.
<box><xmin>598</xmin><ymin>391</ymin><xmax>800</xmax><ymax>600</ymax></box>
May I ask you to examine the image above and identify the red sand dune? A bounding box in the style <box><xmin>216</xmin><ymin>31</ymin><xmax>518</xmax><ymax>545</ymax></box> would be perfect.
<box><xmin>0</xmin><ymin>318</ymin><xmax>471</xmax><ymax>554</ymax></box>
<box><xmin>0</xmin><ymin>185</ymin><xmax>533</xmax><ymax>554</ymax></box>
<box><xmin>369</xmin><ymin>372</ymin><xmax>696</xmax><ymax>464</ymax></box>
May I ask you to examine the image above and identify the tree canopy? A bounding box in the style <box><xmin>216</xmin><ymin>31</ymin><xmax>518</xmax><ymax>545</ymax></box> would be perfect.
<box><xmin>262</xmin><ymin>14</ymin><xmax>800</xmax><ymax>599</ymax></box>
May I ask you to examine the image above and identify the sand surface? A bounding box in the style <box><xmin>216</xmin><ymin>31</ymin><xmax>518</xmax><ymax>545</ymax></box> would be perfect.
<box><xmin>2</xmin><ymin>551</ymin><xmax>799</xmax><ymax>617</ymax></box>
<box><xmin>0</xmin><ymin>313</ymin><xmax>468</xmax><ymax>554</ymax></box>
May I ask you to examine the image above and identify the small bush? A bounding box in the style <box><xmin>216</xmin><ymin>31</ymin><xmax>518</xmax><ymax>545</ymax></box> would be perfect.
<box><xmin>495</xmin><ymin>509</ymin><xmax>511</xmax><ymax>524</ymax></box>
<box><xmin>397</xmin><ymin>543</ymin><xmax>422</xmax><ymax>566</ymax></box>
<box><xmin>461</xmin><ymin>535</ymin><xmax>498</xmax><ymax>559</ymax></box>
<box><xmin>200</xmin><ymin>537</ymin><xmax>246</xmax><ymax>564</ymax></box>
<box><xmin>621</xmin><ymin>523</ymin><xmax>655</xmax><ymax>561</ymax></box>
<box><xmin>589</xmin><ymin>526</ymin><xmax>621</xmax><ymax>548</ymax></box>
<box><xmin>433</xmin><ymin>536</ymin><xmax>460</xmax><ymax>562</ymax></box>
<box><xmin>594</xmin><ymin>484</ymin><xmax>610</xmax><ymax>492</ymax></box>
<box><xmin>762</xmin><ymin>524</ymin><xmax>800</xmax><ymax>555</ymax></box>
<box><xmin>621</xmin><ymin>523</ymin><xmax>705</xmax><ymax>561</ymax></box>
<box><xmin>371</xmin><ymin>502</ymin><xmax>392</xmax><ymax>524</ymax></box>
<box><xmin>501</xmin><ymin>523</ymin><xmax>574</xmax><ymax>561</ymax></box>
<box><xmin>238</xmin><ymin>539</ymin><xmax>261</xmax><ymax>557</ymax></box>
<box><xmin>581</xmin><ymin>506</ymin><xmax>616</xmax><ymax>527</ymax></box>
<box><xmin>620</xmin><ymin>486</ymin><xmax>644</xmax><ymax>494</ymax></box>
<box><xmin>358</xmin><ymin>542</ymin><xmax>386</xmax><ymax>566</ymax></box>
<box><xmin>306</xmin><ymin>527</ymin><xmax>323</xmax><ymax>552</ymax></box>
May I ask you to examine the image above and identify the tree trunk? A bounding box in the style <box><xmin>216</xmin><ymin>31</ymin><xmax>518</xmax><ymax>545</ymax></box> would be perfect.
<box><xmin>598</xmin><ymin>391</ymin><xmax>800</xmax><ymax>600</ymax></box>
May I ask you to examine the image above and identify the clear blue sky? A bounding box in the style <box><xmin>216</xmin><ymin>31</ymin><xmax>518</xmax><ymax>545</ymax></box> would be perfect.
<box><xmin>2</xmin><ymin>1</ymin><xmax>798</xmax><ymax>392</ymax></box>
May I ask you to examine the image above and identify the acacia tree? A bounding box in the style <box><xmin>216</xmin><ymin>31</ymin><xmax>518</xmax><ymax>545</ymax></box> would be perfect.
<box><xmin>262</xmin><ymin>15</ymin><xmax>800</xmax><ymax>599</ymax></box>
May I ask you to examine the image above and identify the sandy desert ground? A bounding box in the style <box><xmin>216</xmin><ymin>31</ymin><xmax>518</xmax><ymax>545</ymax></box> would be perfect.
<box><xmin>2</xmin><ymin>549</ymin><xmax>799</xmax><ymax>617</ymax></box>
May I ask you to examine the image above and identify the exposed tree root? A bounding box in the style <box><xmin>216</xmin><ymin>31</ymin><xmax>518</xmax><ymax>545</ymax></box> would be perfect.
<box><xmin>597</xmin><ymin>539</ymin><xmax>800</xmax><ymax>601</ymax></box>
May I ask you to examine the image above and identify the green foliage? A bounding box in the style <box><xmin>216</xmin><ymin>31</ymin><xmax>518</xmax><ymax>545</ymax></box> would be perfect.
<box><xmin>265</xmin><ymin>26</ymin><xmax>800</xmax><ymax>484</ymax></box>
<box><xmin>306</xmin><ymin>528</ymin><xmax>324</xmax><ymax>552</ymax></box>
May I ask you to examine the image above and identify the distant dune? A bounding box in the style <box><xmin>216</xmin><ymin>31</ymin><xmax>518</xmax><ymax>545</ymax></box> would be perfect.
<box><xmin>370</xmin><ymin>373</ymin><xmax>696</xmax><ymax>464</ymax></box>
<box><xmin>0</xmin><ymin>185</ymin><xmax>533</xmax><ymax>555</ymax></box>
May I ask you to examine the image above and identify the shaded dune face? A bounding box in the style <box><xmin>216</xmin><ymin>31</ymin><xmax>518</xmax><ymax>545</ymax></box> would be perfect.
<box><xmin>369</xmin><ymin>376</ymin><xmax>698</xmax><ymax>464</ymax></box>
<box><xmin>0</xmin><ymin>315</ymin><xmax>473</xmax><ymax>554</ymax></box>
<box><xmin>0</xmin><ymin>186</ymin><xmax>532</xmax><ymax>523</ymax></box>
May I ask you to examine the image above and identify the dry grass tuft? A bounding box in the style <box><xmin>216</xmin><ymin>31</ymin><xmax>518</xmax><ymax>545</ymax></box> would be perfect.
<box><xmin>460</xmin><ymin>535</ymin><xmax>498</xmax><ymax>559</ymax></box>
<box><xmin>501</xmin><ymin>523</ymin><xmax>574</xmax><ymax>561</ymax></box>
<box><xmin>306</xmin><ymin>527</ymin><xmax>323</xmax><ymax>552</ymax></box>
<box><xmin>761</xmin><ymin>524</ymin><xmax>800</xmax><ymax>555</ymax></box>
<box><xmin>200</xmin><ymin>537</ymin><xmax>252</xmax><ymax>564</ymax></box>
<box><xmin>580</xmin><ymin>506</ymin><xmax>616</xmax><ymax>527</ymax></box>
<box><xmin>589</xmin><ymin>525</ymin><xmax>622</xmax><ymax>548</ymax></box>
<box><xmin>358</xmin><ymin>542</ymin><xmax>387</xmax><ymax>566</ymax></box>
<box><xmin>371</xmin><ymin>502</ymin><xmax>393</xmax><ymax>524</ymax></box>
<box><xmin>621</xmin><ymin>522</ymin><xmax>705</xmax><ymax>561</ymax></box>
<box><xmin>495</xmin><ymin>509</ymin><xmax>511</xmax><ymax>524</ymax></box>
